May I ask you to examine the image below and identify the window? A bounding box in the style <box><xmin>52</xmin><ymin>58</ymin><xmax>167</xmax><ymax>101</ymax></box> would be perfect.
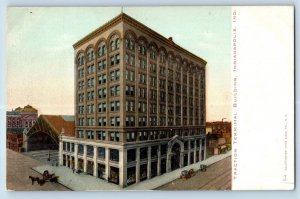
<box><xmin>139</xmin><ymin>132</ymin><xmax>148</xmax><ymax>141</ymax></box>
<box><xmin>110</xmin><ymin>85</ymin><xmax>120</xmax><ymax>97</ymax></box>
<box><xmin>98</xmin><ymin>88</ymin><xmax>107</xmax><ymax>98</ymax></box>
<box><xmin>138</xmin><ymin>102</ymin><xmax>147</xmax><ymax>113</ymax></box>
<box><xmin>110</xmin><ymin>101</ymin><xmax>120</xmax><ymax>111</ymax></box>
<box><xmin>160</xmin><ymin>66</ymin><xmax>165</xmax><ymax>76</ymax></box>
<box><xmin>138</xmin><ymin>73</ymin><xmax>146</xmax><ymax>84</ymax></box>
<box><xmin>110</xmin><ymin>54</ymin><xmax>120</xmax><ymax>66</ymax></box>
<box><xmin>87</xmin><ymin>131</ymin><xmax>95</xmax><ymax>139</ymax></box>
<box><xmin>138</xmin><ymin>87</ymin><xmax>147</xmax><ymax>99</ymax></box>
<box><xmin>125</xmin><ymin>36</ymin><xmax>135</xmax><ymax>50</ymax></box>
<box><xmin>98</xmin><ymin>74</ymin><xmax>106</xmax><ymax>85</ymax></box>
<box><xmin>127</xmin><ymin>149</ymin><xmax>136</xmax><ymax>162</ymax></box>
<box><xmin>138</xmin><ymin>117</ymin><xmax>147</xmax><ymax>126</ymax></box>
<box><xmin>87</xmin><ymin>78</ymin><xmax>95</xmax><ymax>88</ymax></box>
<box><xmin>98</xmin><ymin>117</ymin><xmax>107</xmax><ymax>126</ymax></box>
<box><xmin>150</xmin><ymin>63</ymin><xmax>156</xmax><ymax>73</ymax></box>
<box><xmin>125</xmin><ymin>116</ymin><xmax>135</xmax><ymax>126</ymax></box>
<box><xmin>77</xmin><ymin>53</ymin><xmax>85</xmax><ymax>66</ymax></box>
<box><xmin>125</xmin><ymin>70</ymin><xmax>135</xmax><ymax>81</ymax></box>
<box><xmin>78</xmin><ymin>144</ymin><xmax>84</xmax><ymax>155</ymax></box>
<box><xmin>138</xmin><ymin>45</ymin><xmax>147</xmax><ymax>56</ymax></box>
<box><xmin>98</xmin><ymin>59</ymin><xmax>106</xmax><ymax>70</ymax></box>
<box><xmin>130</xmin><ymin>54</ymin><xmax>135</xmax><ymax>65</ymax></box>
<box><xmin>110</xmin><ymin>149</ymin><xmax>119</xmax><ymax>162</ymax></box>
<box><xmin>159</xmin><ymin>52</ymin><xmax>166</xmax><ymax>63</ymax></box>
<box><xmin>110</xmin><ymin>70</ymin><xmax>120</xmax><ymax>81</ymax></box>
<box><xmin>78</xmin><ymin>105</ymin><xmax>84</xmax><ymax>114</ymax></box>
<box><xmin>126</xmin><ymin>100</ymin><xmax>135</xmax><ymax>112</ymax></box>
<box><xmin>98</xmin><ymin>102</ymin><xmax>106</xmax><ymax>112</ymax></box>
<box><xmin>110</xmin><ymin>131</ymin><xmax>120</xmax><ymax>142</ymax></box>
<box><xmin>110</xmin><ymin>35</ymin><xmax>120</xmax><ymax>51</ymax></box>
<box><xmin>150</xmin><ymin>90</ymin><xmax>157</xmax><ymax>101</ymax></box>
<box><xmin>159</xmin><ymin>79</ymin><xmax>166</xmax><ymax>90</ymax></box>
<box><xmin>110</xmin><ymin>117</ymin><xmax>120</xmax><ymax>126</ymax></box>
<box><xmin>150</xmin><ymin>46</ymin><xmax>157</xmax><ymax>60</ymax></box>
<box><xmin>87</xmin><ymin>91</ymin><xmax>95</xmax><ymax>101</ymax></box>
<box><xmin>78</xmin><ymin>93</ymin><xmax>84</xmax><ymax>102</ymax></box>
<box><xmin>97</xmin><ymin>131</ymin><xmax>106</xmax><ymax>141</ymax></box>
<box><xmin>150</xmin><ymin>76</ymin><xmax>156</xmax><ymax>87</ymax></box>
<box><xmin>138</xmin><ymin>58</ymin><xmax>147</xmax><ymax>69</ymax></box>
<box><xmin>78</xmin><ymin>68</ymin><xmax>84</xmax><ymax>78</ymax></box>
<box><xmin>98</xmin><ymin>41</ymin><xmax>107</xmax><ymax>56</ymax></box>
<box><xmin>87</xmin><ymin>64</ymin><xmax>95</xmax><ymax>75</ymax></box>
<box><xmin>87</xmin><ymin>104</ymin><xmax>95</xmax><ymax>114</ymax></box>
<box><xmin>98</xmin><ymin>147</ymin><xmax>105</xmax><ymax>159</ymax></box>
<box><xmin>125</xmin><ymin>85</ymin><xmax>135</xmax><ymax>96</ymax></box>
<box><xmin>78</xmin><ymin>118</ymin><xmax>84</xmax><ymax>126</ymax></box>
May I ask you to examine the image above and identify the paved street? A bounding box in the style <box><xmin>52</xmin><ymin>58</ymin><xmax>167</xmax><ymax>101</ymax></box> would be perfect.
<box><xmin>156</xmin><ymin>156</ymin><xmax>231</xmax><ymax>190</ymax></box>
<box><xmin>23</xmin><ymin>150</ymin><xmax>59</xmax><ymax>166</ymax></box>
<box><xmin>6</xmin><ymin>149</ymin><xmax>70</xmax><ymax>191</ymax></box>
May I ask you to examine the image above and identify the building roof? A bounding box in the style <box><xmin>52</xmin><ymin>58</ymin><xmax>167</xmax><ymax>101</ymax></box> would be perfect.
<box><xmin>21</xmin><ymin>105</ymin><xmax>38</xmax><ymax>113</ymax></box>
<box><xmin>8</xmin><ymin>105</ymin><xmax>38</xmax><ymax>113</ymax></box>
<box><xmin>73</xmin><ymin>12</ymin><xmax>207</xmax><ymax>65</ymax></box>
<box><xmin>41</xmin><ymin>115</ymin><xmax>75</xmax><ymax>137</ymax></box>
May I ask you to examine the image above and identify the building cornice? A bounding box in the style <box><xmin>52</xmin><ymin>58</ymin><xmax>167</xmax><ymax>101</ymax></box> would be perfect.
<box><xmin>73</xmin><ymin>13</ymin><xmax>207</xmax><ymax>66</ymax></box>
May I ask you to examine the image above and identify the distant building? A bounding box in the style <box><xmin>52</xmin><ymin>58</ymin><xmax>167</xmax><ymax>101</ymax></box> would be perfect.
<box><xmin>6</xmin><ymin>105</ymin><xmax>38</xmax><ymax>152</ymax></box>
<box><xmin>6</xmin><ymin>105</ymin><xmax>38</xmax><ymax>129</ymax></box>
<box><xmin>60</xmin><ymin>13</ymin><xmax>207</xmax><ymax>187</ymax></box>
<box><xmin>24</xmin><ymin>115</ymin><xmax>75</xmax><ymax>152</ymax></box>
<box><xmin>206</xmin><ymin>121</ymin><xmax>231</xmax><ymax>155</ymax></box>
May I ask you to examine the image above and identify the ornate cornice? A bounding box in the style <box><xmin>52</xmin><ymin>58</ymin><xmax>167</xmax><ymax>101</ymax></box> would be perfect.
<box><xmin>73</xmin><ymin>13</ymin><xmax>207</xmax><ymax>66</ymax></box>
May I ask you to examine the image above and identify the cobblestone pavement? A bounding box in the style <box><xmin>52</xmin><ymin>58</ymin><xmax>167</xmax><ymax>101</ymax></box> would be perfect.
<box><xmin>156</xmin><ymin>156</ymin><xmax>231</xmax><ymax>190</ymax></box>
<box><xmin>6</xmin><ymin>149</ymin><xmax>70</xmax><ymax>191</ymax></box>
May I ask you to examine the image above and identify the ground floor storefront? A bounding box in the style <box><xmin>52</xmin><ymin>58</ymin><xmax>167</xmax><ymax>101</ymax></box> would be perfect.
<box><xmin>60</xmin><ymin>135</ymin><xmax>206</xmax><ymax>187</ymax></box>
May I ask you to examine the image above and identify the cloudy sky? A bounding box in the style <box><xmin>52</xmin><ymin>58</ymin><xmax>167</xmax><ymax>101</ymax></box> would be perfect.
<box><xmin>7</xmin><ymin>6</ymin><xmax>231</xmax><ymax>121</ymax></box>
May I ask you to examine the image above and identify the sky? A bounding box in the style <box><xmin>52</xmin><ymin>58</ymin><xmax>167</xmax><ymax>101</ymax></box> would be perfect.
<box><xmin>6</xmin><ymin>7</ymin><xmax>231</xmax><ymax>122</ymax></box>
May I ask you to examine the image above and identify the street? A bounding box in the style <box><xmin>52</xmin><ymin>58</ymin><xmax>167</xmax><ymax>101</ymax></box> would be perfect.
<box><xmin>6</xmin><ymin>149</ymin><xmax>70</xmax><ymax>191</ymax></box>
<box><xmin>156</xmin><ymin>156</ymin><xmax>231</xmax><ymax>190</ymax></box>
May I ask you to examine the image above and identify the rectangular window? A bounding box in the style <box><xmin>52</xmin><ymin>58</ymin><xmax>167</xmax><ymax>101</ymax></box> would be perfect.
<box><xmin>110</xmin><ymin>149</ymin><xmax>119</xmax><ymax>162</ymax></box>
<box><xmin>98</xmin><ymin>147</ymin><xmax>105</xmax><ymax>159</ymax></box>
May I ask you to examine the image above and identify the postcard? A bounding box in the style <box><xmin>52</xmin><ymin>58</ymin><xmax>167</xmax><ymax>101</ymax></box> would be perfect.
<box><xmin>5</xmin><ymin>6</ymin><xmax>294</xmax><ymax>191</ymax></box>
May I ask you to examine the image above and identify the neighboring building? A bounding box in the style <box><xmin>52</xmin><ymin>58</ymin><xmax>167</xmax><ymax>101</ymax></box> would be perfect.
<box><xmin>206</xmin><ymin>121</ymin><xmax>231</xmax><ymax>155</ymax></box>
<box><xmin>24</xmin><ymin>115</ymin><xmax>75</xmax><ymax>152</ymax></box>
<box><xmin>6</xmin><ymin>105</ymin><xmax>38</xmax><ymax>129</ymax></box>
<box><xmin>7</xmin><ymin>128</ymin><xmax>25</xmax><ymax>152</ymax></box>
<box><xmin>60</xmin><ymin>13</ymin><xmax>207</xmax><ymax>187</ymax></box>
<box><xmin>6</xmin><ymin>105</ymin><xmax>38</xmax><ymax>152</ymax></box>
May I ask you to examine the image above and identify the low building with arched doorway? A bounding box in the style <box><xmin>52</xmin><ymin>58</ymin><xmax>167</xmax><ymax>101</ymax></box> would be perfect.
<box><xmin>24</xmin><ymin>115</ymin><xmax>75</xmax><ymax>152</ymax></box>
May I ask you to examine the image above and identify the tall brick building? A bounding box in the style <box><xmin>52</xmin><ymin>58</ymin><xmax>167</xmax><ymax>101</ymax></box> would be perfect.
<box><xmin>60</xmin><ymin>13</ymin><xmax>207</xmax><ymax>187</ymax></box>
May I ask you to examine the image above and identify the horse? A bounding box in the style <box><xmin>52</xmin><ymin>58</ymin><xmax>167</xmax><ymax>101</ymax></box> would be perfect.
<box><xmin>50</xmin><ymin>176</ymin><xmax>59</xmax><ymax>183</ymax></box>
<box><xmin>29</xmin><ymin>176</ymin><xmax>40</xmax><ymax>185</ymax></box>
<box><xmin>38</xmin><ymin>179</ymin><xmax>46</xmax><ymax>186</ymax></box>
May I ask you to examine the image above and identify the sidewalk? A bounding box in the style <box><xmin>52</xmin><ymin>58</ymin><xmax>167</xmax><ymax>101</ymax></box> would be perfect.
<box><xmin>32</xmin><ymin>150</ymin><xmax>231</xmax><ymax>191</ymax></box>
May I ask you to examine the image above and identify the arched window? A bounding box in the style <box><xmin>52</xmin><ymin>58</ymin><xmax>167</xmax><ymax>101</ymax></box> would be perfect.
<box><xmin>110</xmin><ymin>35</ymin><xmax>120</xmax><ymax>51</ymax></box>
<box><xmin>87</xmin><ymin>47</ymin><xmax>94</xmax><ymax>62</ymax></box>
<box><xmin>125</xmin><ymin>34</ymin><xmax>135</xmax><ymax>50</ymax></box>
<box><xmin>77</xmin><ymin>53</ymin><xmax>85</xmax><ymax>66</ymax></box>
<box><xmin>98</xmin><ymin>41</ymin><xmax>106</xmax><ymax>57</ymax></box>
<box><xmin>159</xmin><ymin>51</ymin><xmax>166</xmax><ymax>64</ymax></box>
<box><xmin>138</xmin><ymin>41</ymin><xmax>147</xmax><ymax>56</ymax></box>
<box><xmin>168</xmin><ymin>54</ymin><xmax>174</xmax><ymax>67</ymax></box>
<box><xmin>149</xmin><ymin>46</ymin><xmax>157</xmax><ymax>60</ymax></box>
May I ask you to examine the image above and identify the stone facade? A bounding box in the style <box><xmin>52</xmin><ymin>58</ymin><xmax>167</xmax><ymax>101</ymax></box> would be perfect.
<box><xmin>60</xmin><ymin>13</ymin><xmax>207</xmax><ymax>187</ymax></box>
